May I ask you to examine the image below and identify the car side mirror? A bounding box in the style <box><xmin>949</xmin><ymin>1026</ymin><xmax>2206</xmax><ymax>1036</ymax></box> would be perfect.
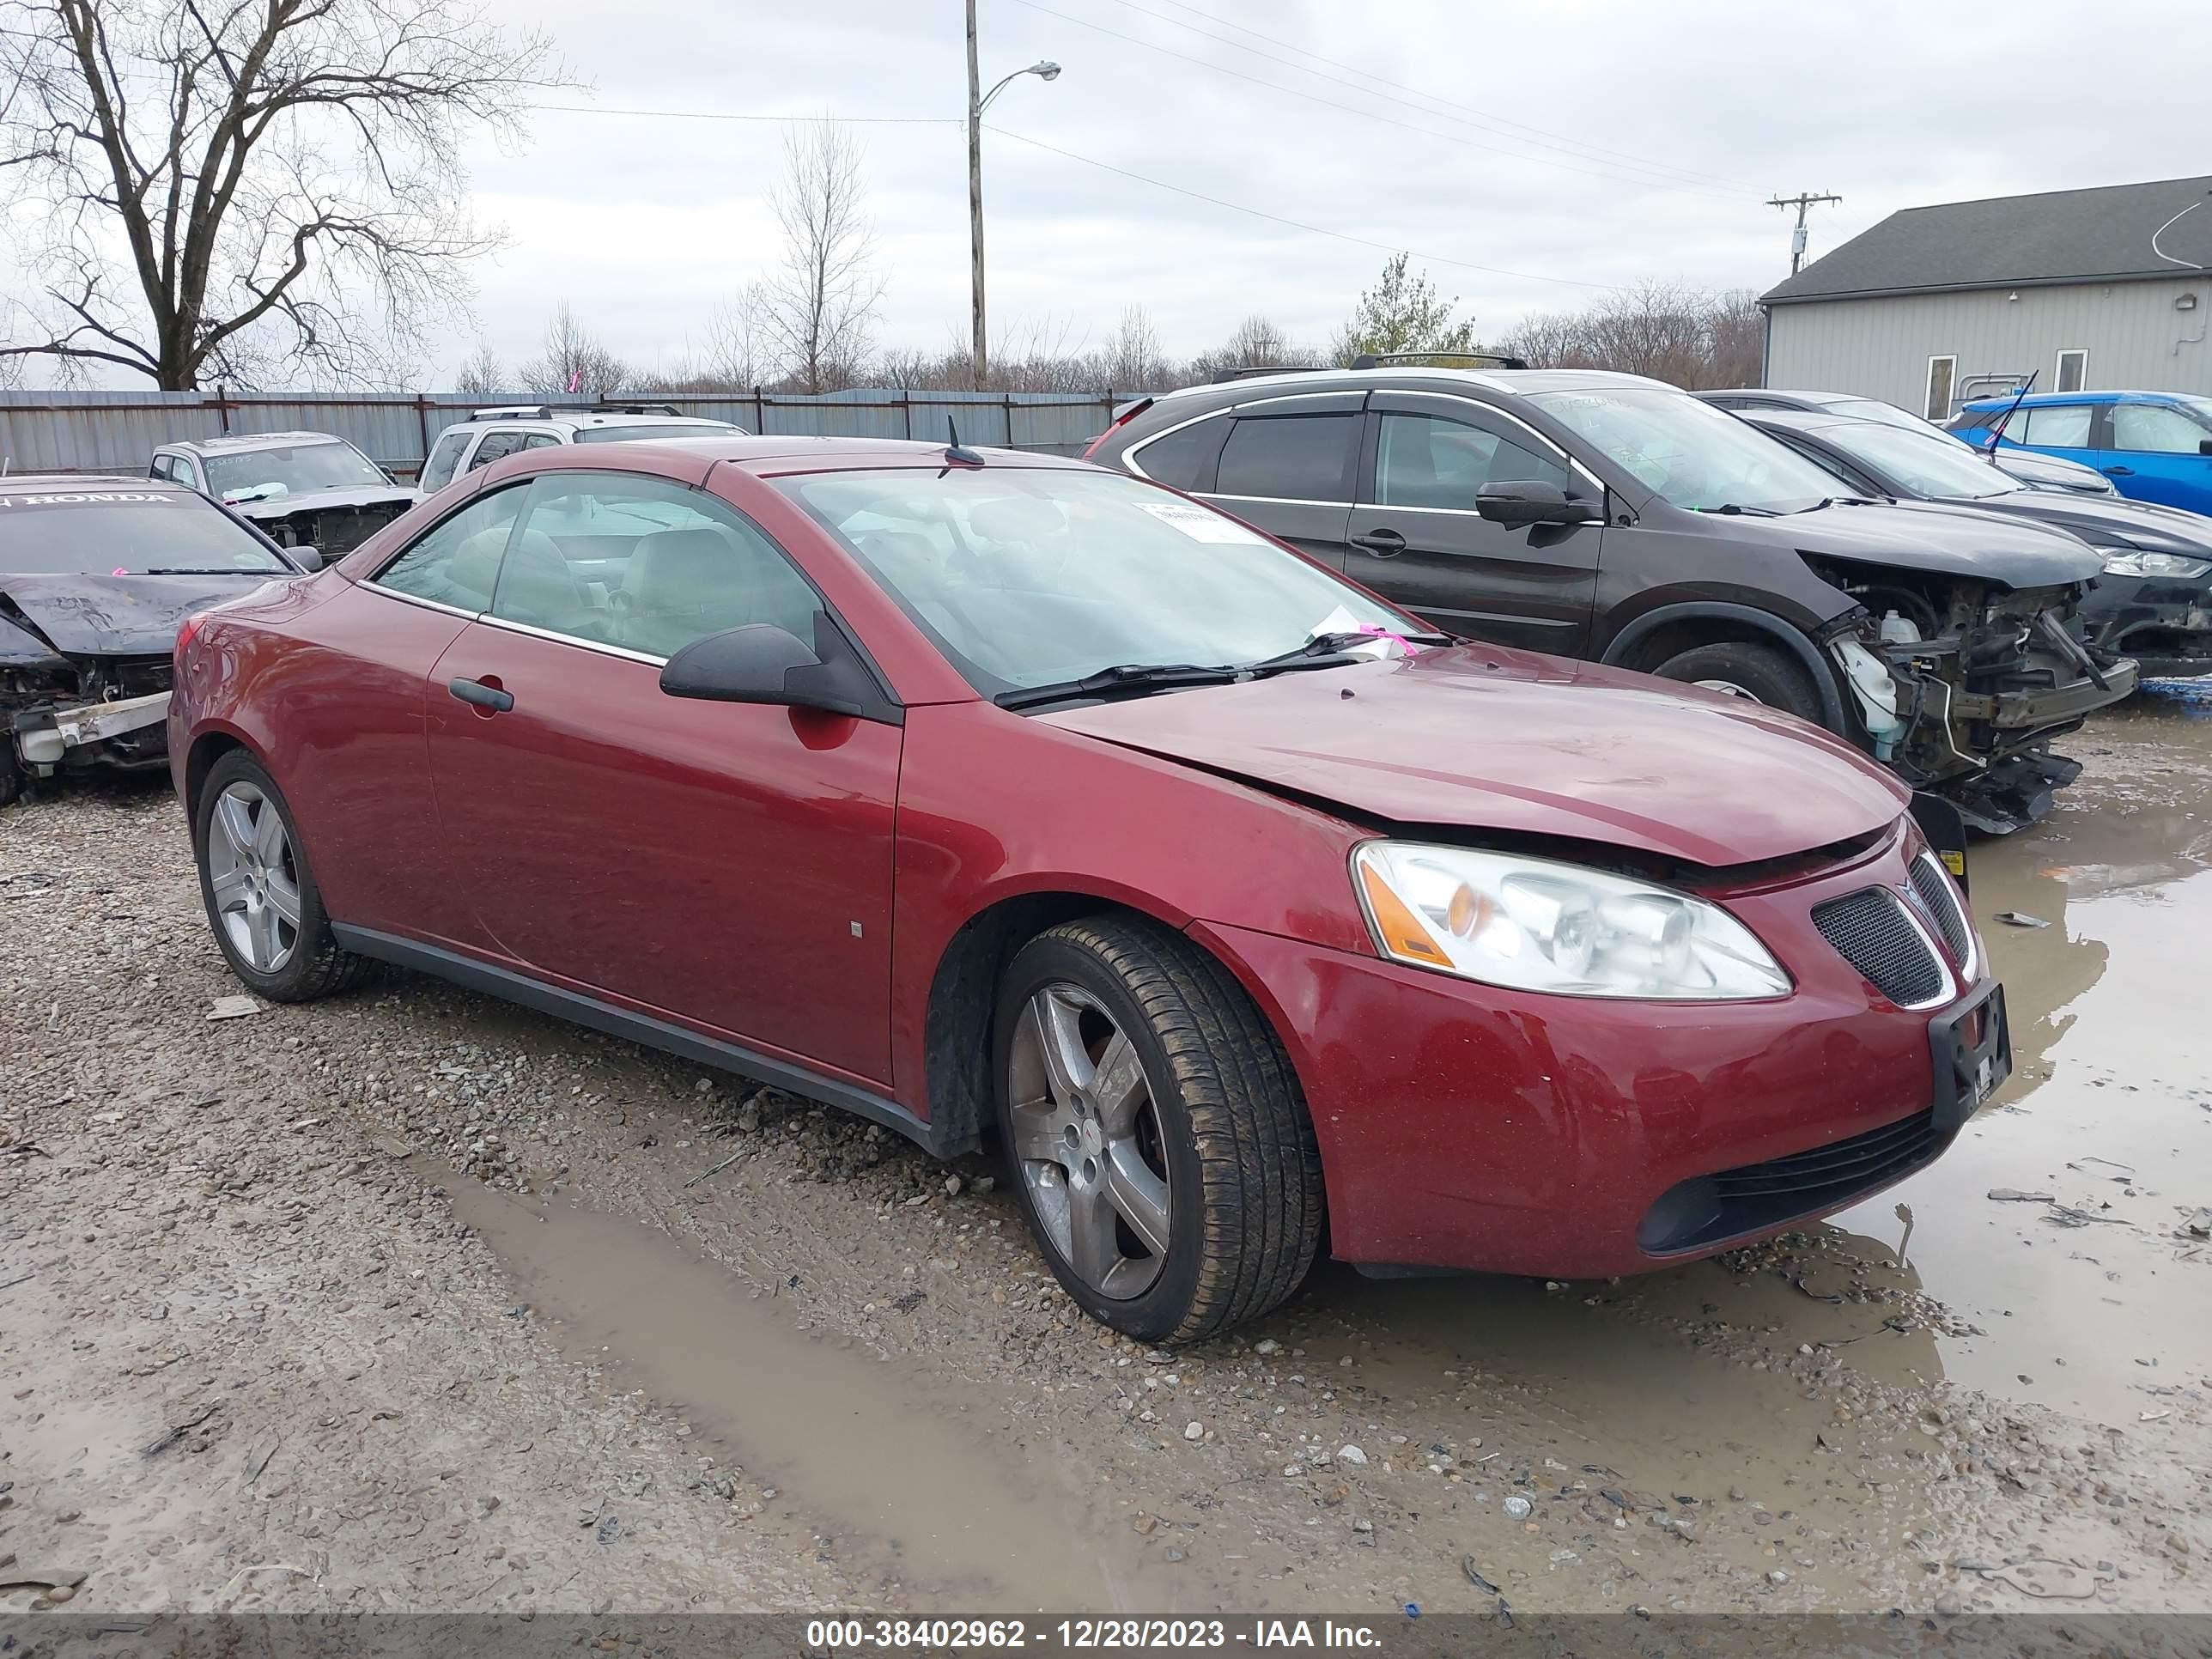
<box><xmin>288</xmin><ymin>546</ymin><xmax>325</xmax><ymax>573</ymax></box>
<box><xmin>659</xmin><ymin>622</ymin><xmax>901</xmax><ymax>724</ymax></box>
<box><xmin>2199</xmin><ymin>439</ymin><xmax>2212</xmax><ymax>457</ymax></box>
<box><xmin>1476</xmin><ymin>479</ymin><xmax>1601</xmax><ymax>527</ymax></box>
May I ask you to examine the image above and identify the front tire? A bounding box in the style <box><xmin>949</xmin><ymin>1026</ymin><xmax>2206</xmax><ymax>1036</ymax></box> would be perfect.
<box><xmin>1652</xmin><ymin>640</ymin><xmax>1823</xmax><ymax>722</ymax></box>
<box><xmin>992</xmin><ymin>916</ymin><xmax>1322</xmax><ymax>1346</ymax></box>
<box><xmin>193</xmin><ymin>750</ymin><xmax>372</xmax><ymax>1002</ymax></box>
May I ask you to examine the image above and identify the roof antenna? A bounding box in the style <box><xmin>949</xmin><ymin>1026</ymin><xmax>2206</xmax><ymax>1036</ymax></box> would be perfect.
<box><xmin>1981</xmin><ymin>369</ymin><xmax>2039</xmax><ymax>466</ymax></box>
<box><xmin>943</xmin><ymin>416</ymin><xmax>985</xmax><ymax>468</ymax></box>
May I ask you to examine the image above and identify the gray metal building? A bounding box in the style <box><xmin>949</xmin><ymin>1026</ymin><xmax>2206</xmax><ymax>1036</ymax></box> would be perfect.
<box><xmin>1762</xmin><ymin>175</ymin><xmax>2212</xmax><ymax>418</ymax></box>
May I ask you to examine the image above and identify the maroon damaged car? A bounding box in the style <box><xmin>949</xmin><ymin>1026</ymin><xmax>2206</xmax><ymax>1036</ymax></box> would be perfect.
<box><xmin>168</xmin><ymin>435</ymin><xmax>2005</xmax><ymax>1343</ymax></box>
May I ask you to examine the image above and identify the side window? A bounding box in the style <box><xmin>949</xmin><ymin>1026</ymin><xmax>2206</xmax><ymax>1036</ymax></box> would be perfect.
<box><xmin>517</xmin><ymin>432</ymin><xmax>562</xmax><ymax>451</ymax></box>
<box><xmin>176</xmin><ymin>459</ymin><xmax>202</xmax><ymax>492</ymax></box>
<box><xmin>1373</xmin><ymin>413</ymin><xmax>1571</xmax><ymax>508</ymax></box>
<box><xmin>1129</xmin><ymin>415</ymin><xmax>1227</xmax><ymax>490</ymax></box>
<box><xmin>494</xmin><ymin>472</ymin><xmax>829</xmax><ymax>659</ymax></box>
<box><xmin>419</xmin><ymin>428</ymin><xmax>471</xmax><ymax>493</ymax></box>
<box><xmin>149</xmin><ymin>456</ymin><xmax>174</xmax><ymax>482</ymax></box>
<box><xmin>466</xmin><ymin>429</ymin><xmax>525</xmax><ymax>471</ymax></box>
<box><xmin>372</xmin><ymin>485</ymin><xmax>527</xmax><ymax>611</ymax></box>
<box><xmin>1214</xmin><ymin>412</ymin><xmax>1357</xmax><ymax>502</ymax></box>
<box><xmin>2017</xmin><ymin>404</ymin><xmax>2094</xmax><ymax>448</ymax></box>
<box><xmin>2109</xmin><ymin>402</ymin><xmax>2209</xmax><ymax>455</ymax></box>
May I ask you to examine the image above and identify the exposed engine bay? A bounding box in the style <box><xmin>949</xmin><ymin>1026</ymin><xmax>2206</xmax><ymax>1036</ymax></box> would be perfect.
<box><xmin>240</xmin><ymin>496</ymin><xmax>411</xmax><ymax>557</ymax></box>
<box><xmin>1808</xmin><ymin>558</ymin><xmax>2136</xmax><ymax>834</ymax></box>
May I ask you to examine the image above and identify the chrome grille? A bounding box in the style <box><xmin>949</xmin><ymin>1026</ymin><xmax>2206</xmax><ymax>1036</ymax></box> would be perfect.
<box><xmin>1812</xmin><ymin>888</ymin><xmax>1945</xmax><ymax>1006</ymax></box>
<box><xmin>1907</xmin><ymin>854</ymin><xmax>1972</xmax><ymax>965</ymax></box>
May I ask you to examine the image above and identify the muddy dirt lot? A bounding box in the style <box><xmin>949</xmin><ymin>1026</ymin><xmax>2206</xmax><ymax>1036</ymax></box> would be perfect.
<box><xmin>3</xmin><ymin>694</ymin><xmax>2209</xmax><ymax>1621</ymax></box>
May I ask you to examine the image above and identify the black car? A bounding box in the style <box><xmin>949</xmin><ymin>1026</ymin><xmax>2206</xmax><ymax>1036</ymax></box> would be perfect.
<box><xmin>150</xmin><ymin>430</ymin><xmax>418</xmax><ymax>556</ymax></box>
<box><xmin>1737</xmin><ymin>408</ymin><xmax>2212</xmax><ymax>679</ymax></box>
<box><xmin>1</xmin><ymin>475</ymin><xmax>307</xmax><ymax>805</ymax></box>
<box><xmin>1086</xmin><ymin>365</ymin><xmax>2136</xmax><ymax>833</ymax></box>
<box><xmin>1698</xmin><ymin>388</ymin><xmax>2118</xmax><ymax>496</ymax></box>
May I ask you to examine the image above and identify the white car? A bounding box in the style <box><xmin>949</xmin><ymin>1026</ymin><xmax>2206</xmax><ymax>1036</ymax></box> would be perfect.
<box><xmin>416</xmin><ymin>404</ymin><xmax>746</xmax><ymax>495</ymax></box>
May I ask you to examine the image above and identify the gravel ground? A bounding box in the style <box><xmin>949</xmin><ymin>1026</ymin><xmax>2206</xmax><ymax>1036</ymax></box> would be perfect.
<box><xmin>3</xmin><ymin>737</ymin><xmax>2208</xmax><ymax>1620</ymax></box>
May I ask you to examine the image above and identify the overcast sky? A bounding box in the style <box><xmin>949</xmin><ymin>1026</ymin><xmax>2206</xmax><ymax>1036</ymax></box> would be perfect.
<box><xmin>15</xmin><ymin>0</ymin><xmax>2212</xmax><ymax>386</ymax></box>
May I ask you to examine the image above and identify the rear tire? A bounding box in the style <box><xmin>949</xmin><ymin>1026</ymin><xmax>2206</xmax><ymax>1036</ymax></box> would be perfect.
<box><xmin>992</xmin><ymin>916</ymin><xmax>1322</xmax><ymax>1346</ymax></box>
<box><xmin>1652</xmin><ymin>640</ymin><xmax>1824</xmax><ymax>723</ymax></box>
<box><xmin>193</xmin><ymin>750</ymin><xmax>373</xmax><ymax>1002</ymax></box>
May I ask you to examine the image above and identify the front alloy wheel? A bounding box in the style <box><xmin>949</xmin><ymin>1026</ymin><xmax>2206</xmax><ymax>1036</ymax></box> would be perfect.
<box><xmin>1006</xmin><ymin>983</ymin><xmax>1174</xmax><ymax>1300</ymax></box>
<box><xmin>992</xmin><ymin>916</ymin><xmax>1323</xmax><ymax>1345</ymax></box>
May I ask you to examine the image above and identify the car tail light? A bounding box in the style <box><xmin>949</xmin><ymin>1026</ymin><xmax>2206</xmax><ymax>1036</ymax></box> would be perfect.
<box><xmin>1079</xmin><ymin>396</ymin><xmax>1157</xmax><ymax>461</ymax></box>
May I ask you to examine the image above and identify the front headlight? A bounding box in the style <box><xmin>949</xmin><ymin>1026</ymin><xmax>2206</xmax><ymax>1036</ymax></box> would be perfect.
<box><xmin>1352</xmin><ymin>842</ymin><xmax>1790</xmax><ymax>1000</ymax></box>
<box><xmin>2100</xmin><ymin>550</ymin><xmax>2212</xmax><ymax>579</ymax></box>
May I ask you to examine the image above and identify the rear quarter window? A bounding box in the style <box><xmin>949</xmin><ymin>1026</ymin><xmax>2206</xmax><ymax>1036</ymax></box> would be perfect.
<box><xmin>1127</xmin><ymin>415</ymin><xmax>1228</xmax><ymax>490</ymax></box>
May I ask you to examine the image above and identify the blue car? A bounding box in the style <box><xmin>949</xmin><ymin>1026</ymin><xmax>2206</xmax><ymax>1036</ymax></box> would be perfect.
<box><xmin>1950</xmin><ymin>391</ymin><xmax>2212</xmax><ymax>515</ymax></box>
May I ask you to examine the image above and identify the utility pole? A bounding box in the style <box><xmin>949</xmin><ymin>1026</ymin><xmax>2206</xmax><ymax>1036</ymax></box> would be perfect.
<box><xmin>965</xmin><ymin>7</ymin><xmax>1060</xmax><ymax>392</ymax></box>
<box><xmin>966</xmin><ymin>0</ymin><xmax>987</xmax><ymax>391</ymax></box>
<box><xmin>1769</xmin><ymin>191</ymin><xmax>1843</xmax><ymax>276</ymax></box>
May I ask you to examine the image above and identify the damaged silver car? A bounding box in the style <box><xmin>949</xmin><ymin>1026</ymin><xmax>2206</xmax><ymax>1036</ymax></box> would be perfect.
<box><xmin>1</xmin><ymin>476</ymin><xmax>307</xmax><ymax>805</ymax></box>
<box><xmin>151</xmin><ymin>430</ymin><xmax>417</xmax><ymax>557</ymax></box>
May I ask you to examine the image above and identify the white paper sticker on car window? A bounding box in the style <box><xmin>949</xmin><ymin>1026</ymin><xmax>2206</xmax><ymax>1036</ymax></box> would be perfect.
<box><xmin>1136</xmin><ymin>500</ymin><xmax>1267</xmax><ymax>544</ymax></box>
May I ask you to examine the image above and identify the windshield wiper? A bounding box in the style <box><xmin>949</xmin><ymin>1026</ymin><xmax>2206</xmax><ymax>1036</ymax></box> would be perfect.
<box><xmin>1244</xmin><ymin>628</ymin><xmax>1454</xmax><ymax>674</ymax></box>
<box><xmin>138</xmin><ymin>567</ymin><xmax>269</xmax><ymax>575</ymax></box>
<box><xmin>994</xmin><ymin>662</ymin><xmax>1242</xmax><ymax>712</ymax></box>
<box><xmin>1702</xmin><ymin>502</ymin><xmax>1784</xmax><ymax>517</ymax></box>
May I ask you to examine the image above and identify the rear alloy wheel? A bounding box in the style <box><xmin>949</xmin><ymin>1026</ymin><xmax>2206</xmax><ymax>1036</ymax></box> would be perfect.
<box><xmin>193</xmin><ymin>750</ymin><xmax>373</xmax><ymax>1002</ymax></box>
<box><xmin>993</xmin><ymin>917</ymin><xmax>1322</xmax><ymax>1345</ymax></box>
<box><xmin>1652</xmin><ymin>640</ymin><xmax>1824</xmax><ymax>724</ymax></box>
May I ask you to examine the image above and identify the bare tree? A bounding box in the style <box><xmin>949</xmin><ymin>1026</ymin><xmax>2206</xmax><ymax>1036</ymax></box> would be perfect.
<box><xmin>1094</xmin><ymin>304</ymin><xmax>1171</xmax><ymax>391</ymax></box>
<box><xmin>756</xmin><ymin>120</ymin><xmax>885</xmax><ymax>394</ymax></box>
<box><xmin>0</xmin><ymin>0</ymin><xmax>566</xmax><ymax>389</ymax></box>
<box><xmin>1188</xmin><ymin>314</ymin><xmax>1314</xmax><ymax>382</ymax></box>
<box><xmin>697</xmin><ymin>285</ymin><xmax>771</xmax><ymax>389</ymax></box>
<box><xmin>520</xmin><ymin>303</ymin><xmax>626</xmax><ymax>398</ymax></box>
<box><xmin>1497</xmin><ymin>282</ymin><xmax>1763</xmax><ymax>390</ymax></box>
<box><xmin>453</xmin><ymin>340</ymin><xmax>503</xmax><ymax>397</ymax></box>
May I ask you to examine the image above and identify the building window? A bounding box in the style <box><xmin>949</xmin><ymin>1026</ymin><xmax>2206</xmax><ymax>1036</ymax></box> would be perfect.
<box><xmin>1923</xmin><ymin>356</ymin><xmax>1957</xmax><ymax>422</ymax></box>
<box><xmin>2054</xmin><ymin>349</ymin><xmax>2087</xmax><ymax>394</ymax></box>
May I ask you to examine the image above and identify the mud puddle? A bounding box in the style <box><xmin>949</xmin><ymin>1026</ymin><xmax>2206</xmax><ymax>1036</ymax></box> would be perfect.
<box><xmin>440</xmin><ymin>1176</ymin><xmax>1162</xmax><ymax>1611</ymax></box>
<box><xmin>1619</xmin><ymin>692</ymin><xmax>2212</xmax><ymax>1423</ymax></box>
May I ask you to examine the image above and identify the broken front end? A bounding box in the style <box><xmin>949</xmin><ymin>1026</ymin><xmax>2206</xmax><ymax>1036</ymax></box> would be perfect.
<box><xmin>239</xmin><ymin>495</ymin><xmax>413</xmax><ymax>558</ymax></box>
<box><xmin>2</xmin><ymin>646</ymin><xmax>173</xmax><ymax>805</ymax></box>
<box><xmin>1809</xmin><ymin>562</ymin><xmax>2136</xmax><ymax>834</ymax></box>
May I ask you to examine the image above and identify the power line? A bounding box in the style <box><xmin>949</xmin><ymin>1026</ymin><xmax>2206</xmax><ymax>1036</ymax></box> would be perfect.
<box><xmin>1001</xmin><ymin>0</ymin><xmax>1749</xmax><ymax>205</ymax></box>
<box><xmin>533</xmin><ymin>105</ymin><xmax>961</xmax><ymax>125</ymax></box>
<box><xmin>986</xmin><ymin>123</ymin><xmax>1620</xmax><ymax>289</ymax></box>
<box><xmin>1099</xmin><ymin>0</ymin><xmax>1753</xmax><ymax>197</ymax></box>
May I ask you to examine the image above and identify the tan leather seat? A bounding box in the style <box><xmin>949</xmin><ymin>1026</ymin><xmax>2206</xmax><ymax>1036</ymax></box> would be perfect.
<box><xmin>617</xmin><ymin>526</ymin><xmax>756</xmax><ymax>657</ymax></box>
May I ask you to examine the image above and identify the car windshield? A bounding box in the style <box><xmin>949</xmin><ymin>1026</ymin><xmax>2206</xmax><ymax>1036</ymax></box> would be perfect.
<box><xmin>1528</xmin><ymin>386</ymin><xmax>1843</xmax><ymax>512</ymax></box>
<box><xmin>1819</xmin><ymin>422</ymin><xmax>2022</xmax><ymax>500</ymax></box>
<box><xmin>1819</xmin><ymin>397</ymin><xmax>1944</xmax><ymax>436</ymax></box>
<box><xmin>204</xmin><ymin>441</ymin><xmax>387</xmax><ymax>501</ymax></box>
<box><xmin>775</xmin><ymin>466</ymin><xmax>1413</xmax><ymax>696</ymax></box>
<box><xmin>574</xmin><ymin>422</ymin><xmax>738</xmax><ymax>443</ymax></box>
<box><xmin>0</xmin><ymin>491</ymin><xmax>291</xmax><ymax>574</ymax></box>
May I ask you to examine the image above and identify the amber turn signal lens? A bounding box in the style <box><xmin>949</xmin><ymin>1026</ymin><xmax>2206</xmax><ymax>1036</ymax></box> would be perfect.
<box><xmin>1359</xmin><ymin>860</ymin><xmax>1449</xmax><ymax>965</ymax></box>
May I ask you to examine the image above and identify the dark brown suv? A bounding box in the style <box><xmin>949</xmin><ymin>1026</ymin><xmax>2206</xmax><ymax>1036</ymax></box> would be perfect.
<box><xmin>1086</xmin><ymin>363</ymin><xmax>2136</xmax><ymax>833</ymax></box>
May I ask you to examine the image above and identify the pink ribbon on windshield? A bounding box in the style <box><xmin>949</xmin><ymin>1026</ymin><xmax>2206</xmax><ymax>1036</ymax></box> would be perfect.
<box><xmin>1357</xmin><ymin>623</ymin><xmax>1421</xmax><ymax>656</ymax></box>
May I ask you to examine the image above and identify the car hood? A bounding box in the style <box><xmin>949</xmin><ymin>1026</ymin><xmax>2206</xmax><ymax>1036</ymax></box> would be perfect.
<box><xmin>1993</xmin><ymin>448</ymin><xmax>2111</xmax><ymax>491</ymax></box>
<box><xmin>1947</xmin><ymin>491</ymin><xmax>2212</xmax><ymax>556</ymax></box>
<box><xmin>229</xmin><ymin>484</ymin><xmax>417</xmax><ymax>519</ymax></box>
<box><xmin>1698</xmin><ymin>497</ymin><xmax>2105</xmax><ymax>588</ymax></box>
<box><xmin>0</xmin><ymin>571</ymin><xmax>291</xmax><ymax>659</ymax></box>
<box><xmin>1042</xmin><ymin>646</ymin><xmax>1907</xmax><ymax>868</ymax></box>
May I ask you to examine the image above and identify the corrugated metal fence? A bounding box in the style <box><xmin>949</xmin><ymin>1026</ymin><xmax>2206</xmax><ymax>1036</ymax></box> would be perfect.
<box><xmin>0</xmin><ymin>387</ymin><xmax>1145</xmax><ymax>478</ymax></box>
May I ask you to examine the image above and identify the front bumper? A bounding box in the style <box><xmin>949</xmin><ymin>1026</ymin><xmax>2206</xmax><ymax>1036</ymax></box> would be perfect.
<box><xmin>1948</xmin><ymin>654</ymin><xmax>2138</xmax><ymax>734</ymax></box>
<box><xmin>1194</xmin><ymin>836</ymin><xmax>1994</xmax><ymax>1279</ymax></box>
<box><xmin>2081</xmin><ymin>574</ymin><xmax>2212</xmax><ymax>678</ymax></box>
<box><xmin>10</xmin><ymin>690</ymin><xmax>173</xmax><ymax>773</ymax></box>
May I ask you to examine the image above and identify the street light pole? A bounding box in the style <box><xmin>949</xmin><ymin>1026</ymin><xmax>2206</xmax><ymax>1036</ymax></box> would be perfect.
<box><xmin>964</xmin><ymin>2</ymin><xmax>1059</xmax><ymax>391</ymax></box>
<box><xmin>966</xmin><ymin>0</ymin><xmax>986</xmax><ymax>391</ymax></box>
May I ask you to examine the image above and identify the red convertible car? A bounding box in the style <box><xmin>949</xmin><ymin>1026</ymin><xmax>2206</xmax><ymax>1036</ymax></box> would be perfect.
<box><xmin>169</xmin><ymin>434</ymin><xmax>2006</xmax><ymax>1342</ymax></box>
